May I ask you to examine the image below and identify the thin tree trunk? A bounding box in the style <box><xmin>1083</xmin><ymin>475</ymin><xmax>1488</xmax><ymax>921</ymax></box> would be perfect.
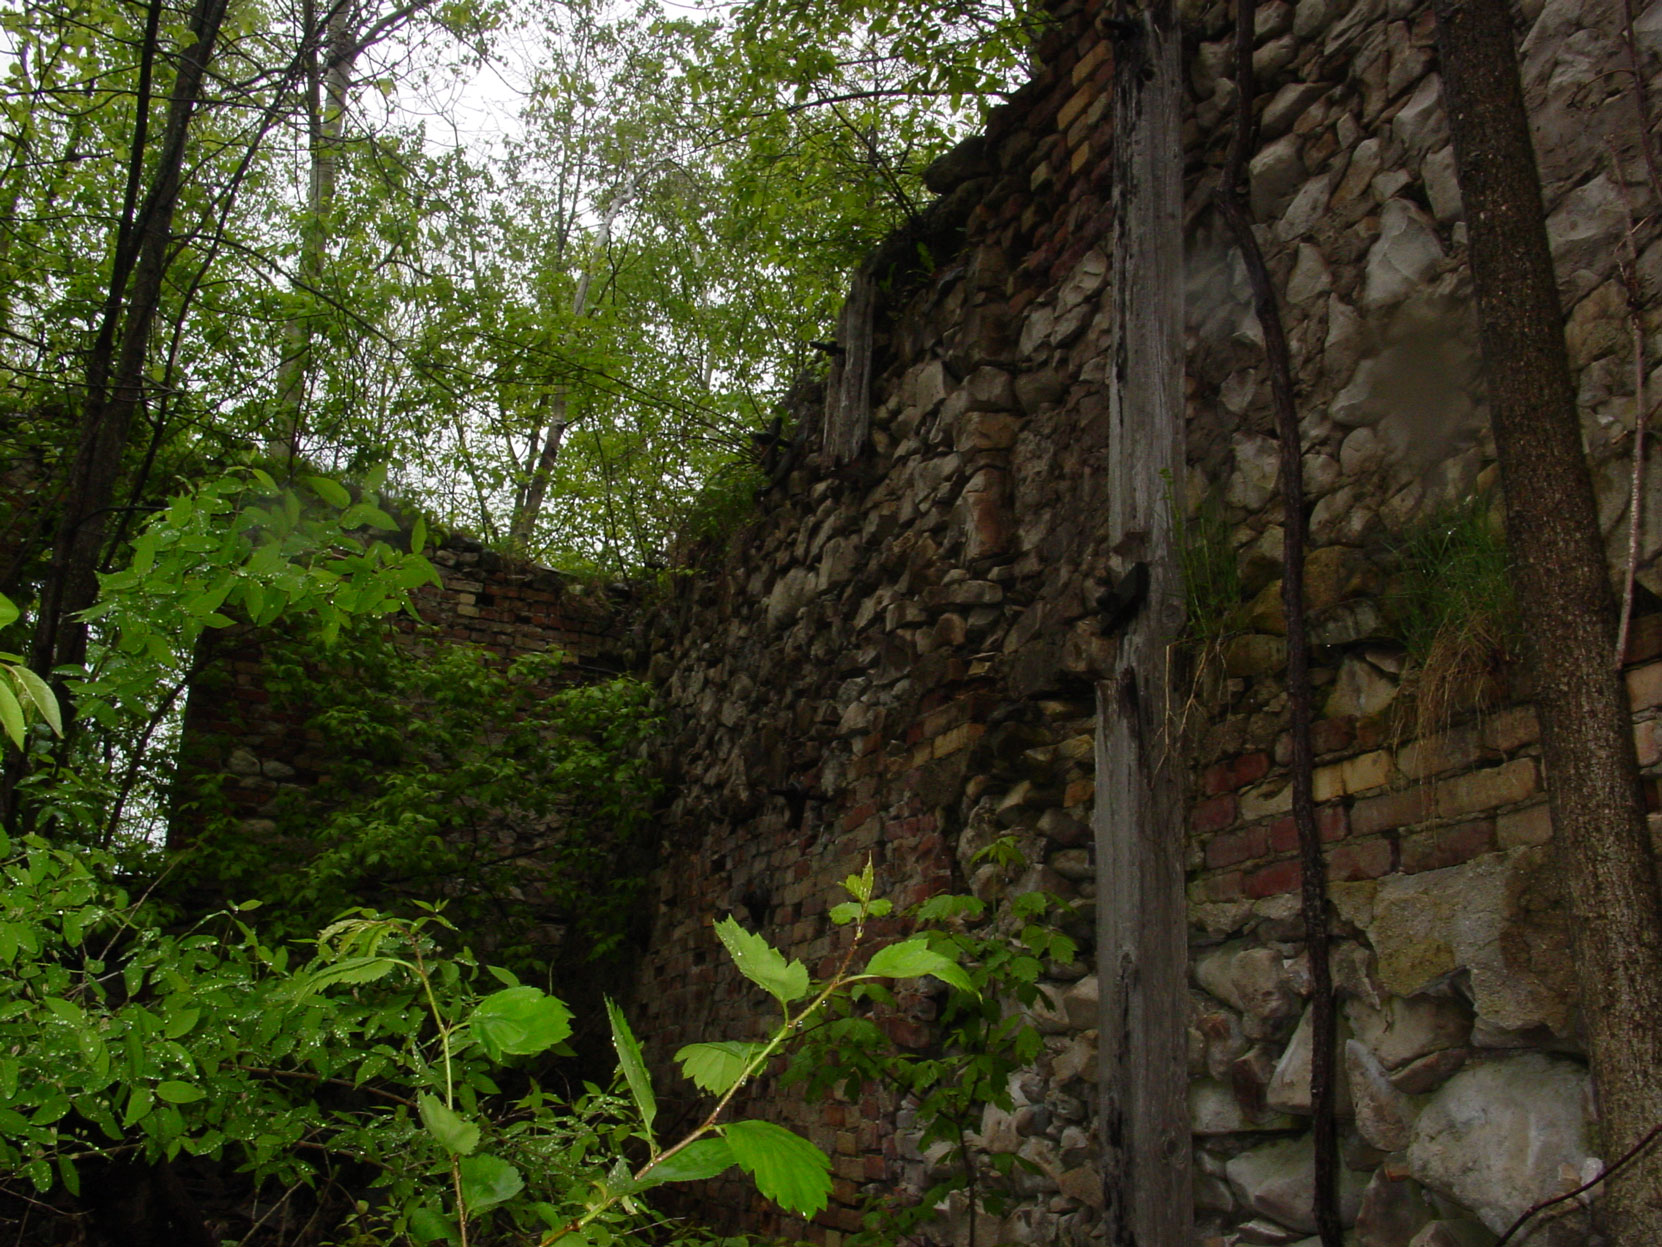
<box><xmin>508</xmin><ymin>176</ymin><xmax>638</xmax><ymax>548</ymax></box>
<box><xmin>29</xmin><ymin>0</ymin><xmax>233</xmax><ymax>684</ymax></box>
<box><xmin>1214</xmin><ymin>1</ymin><xmax>1340</xmax><ymax>1242</ymax></box>
<box><xmin>1432</xmin><ymin>1</ymin><xmax>1662</xmax><ymax>1239</ymax></box>
<box><xmin>270</xmin><ymin>0</ymin><xmax>359</xmax><ymax>471</ymax></box>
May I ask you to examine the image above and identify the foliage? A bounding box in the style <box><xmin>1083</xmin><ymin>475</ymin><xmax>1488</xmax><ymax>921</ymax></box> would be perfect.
<box><xmin>0</xmin><ymin>835</ymin><xmax>961</xmax><ymax>1244</ymax></box>
<box><xmin>1387</xmin><ymin>492</ymin><xmax>1519</xmax><ymax>731</ymax></box>
<box><xmin>9</xmin><ymin>466</ymin><xmax>439</xmax><ymax>846</ymax></box>
<box><xmin>1169</xmin><ymin>477</ymin><xmax>1248</xmax><ymax>649</ymax></box>
<box><xmin>783</xmin><ymin>839</ymin><xmax>1077</xmax><ymax>1244</ymax></box>
<box><xmin>0</xmin><ymin>596</ymin><xmax>62</xmax><ymax>752</ymax></box>
<box><xmin>180</xmin><ymin>629</ymin><xmax>662</xmax><ymax>972</ymax></box>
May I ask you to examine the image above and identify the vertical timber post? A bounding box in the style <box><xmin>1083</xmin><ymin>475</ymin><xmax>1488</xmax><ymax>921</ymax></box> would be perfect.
<box><xmin>1095</xmin><ymin>3</ymin><xmax>1191</xmax><ymax>1245</ymax></box>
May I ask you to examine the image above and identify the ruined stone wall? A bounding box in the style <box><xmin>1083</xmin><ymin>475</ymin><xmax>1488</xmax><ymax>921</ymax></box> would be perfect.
<box><xmin>1177</xmin><ymin>0</ymin><xmax>1662</xmax><ymax>1241</ymax></box>
<box><xmin>628</xmin><ymin>4</ymin><xmax>1122</xmax><ymax>1240</ymax></box>
<box><xmin>170</xmin><ymin>0</ymin><xmax>1662</xmax><ymax>1240</ymax></box>
<box><xmin>629</xmin><ymin>0</ymin><xmax>1662</xmax><ymax>1244</ymax></box>
<box><xmin>179</xmin><ymin>535</ymin><xmax>625</xmax><ymax>823</ymax></box>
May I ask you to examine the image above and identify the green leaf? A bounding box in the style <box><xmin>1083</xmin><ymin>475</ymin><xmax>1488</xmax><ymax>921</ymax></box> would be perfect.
<box><xmin>721</xmin><ymin>1119</ymin><xmax>832</xmax><ymax>1216</ymax></box>
<box><xmin>411</xmin><ymin>515</ymin><xmax>428</xmax><ymax>554</ymax></box>
<box><xmin>306</xmin><ymin>476</ymin><xmax>352</xmax><ymax>509</ymax></box>
<box><xmin>843</xmin><ymin>858</ymin><xmax>874</xmax><ymax>903</ymax></box>
<box><xmin>0</xmin><ymin>684</ymin><xmax>23</xmax><ymax>749</ymax></box>
<box><xmin>123</xmin><ymin>1087</ymin><xmax>153</xmax><ymax>1127</ymax></box>
<box><xmin>471</xmin><ymin>986</ymin><xmax>572</xmax><ymax>1059</ymax></box>
<box><xmin>163</xmin><ymin>1004</ymin><xmax>200</xmax><ymax>1040</ymax></box>
<box><xmin>606</xmin><ymin>998</ymin><xmax>655</xmax><ymax>1143</ymax></box>
<box><xmin>674</xmin><ymin>1041</ymin><xmax>765</xmax><ymax>1095</ymax></box>
<box><xmin>0</xmin><ymin>595</ymin><xmax>16</xmax><ymax>628</ymax></box>
<box><xmin>639</xmin><ymin>1137</ymin><xmax>737</xmax><ymax>1186</ymax></box>
<box><xmin>863</xmin><ymin>938</ymin><xmax>976</xmax><ymax>995</ymax></box>
<box><xmin>458</xmin><ymin>1153</ymin><xmax>523</xmax><ymax>1212</ymax></box>
<box><xmin>418</xmin><ymin>1093</ymin><xmax>479</xmax><ymax>1155</ymax></box>
<box><xmin>714</xmin><ymin>916</ymin><xmax>809</xmax><ymax>1006</ymax></box>
<box><xmin>829</xmin><ymin>901</ymin><xmax>862</xmax><ymax>926</ymax></box>
<box><xmin>303</xmin><ymin>955</ymin><xmax>399</xmax><ymax>994</ymax></box>
<box><xmin>155</xmin><ymin>1081</ymin><xmax>204</xmax><ymax>1105</ymax></box>
<box><xmin>408</xmin><ymin>1207</ymin><xmax>459</xmax><ymax>1243</ymax></box>
<box><xmin>7</xmin><ymin>666</ymin><xmax>60</xmax><ymax>736</ymax></box>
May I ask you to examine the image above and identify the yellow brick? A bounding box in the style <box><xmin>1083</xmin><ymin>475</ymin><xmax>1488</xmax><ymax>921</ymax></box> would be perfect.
<box><xmin>933</xmin><ymin>722</ymin><xmax>985</xmax><ymax>758</ymax></box>
<box><xmin>1627</xmin><ymin>660</ymin><xmax>1662</xmax><ymax>710</ymax></box>
<box><xmin>1341</xmin><ymin>749</ymin><xmax>1394</xmax><ymax>794</ymax></box>
<box><xmin>1057</xmin><ymin>81</ymin><xmax>1095</xmax><ymax>132</ymax></box>
<box><xmin>1072</xmin><ymin>39</ymin><xmax>1110</xmax><ymax>85</ymax></box>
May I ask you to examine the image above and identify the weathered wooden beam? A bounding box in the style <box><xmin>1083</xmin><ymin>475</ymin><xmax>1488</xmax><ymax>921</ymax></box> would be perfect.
<box><xmin>823</xmin><ymin>267</ymin><xmax>877</xmax><ymax>464</ymax></box>
<box><xmin>1096</xmin><ymin>2</ymin><xmax>1192</xmax><ymax>1244</ymax></box>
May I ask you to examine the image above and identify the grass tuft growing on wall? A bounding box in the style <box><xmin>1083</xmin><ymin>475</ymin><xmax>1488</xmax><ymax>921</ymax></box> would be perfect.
<box><xmin>1388</xmin><ymin>492</ymin><xmax>1520</xmax><ymax>735</ymax></box>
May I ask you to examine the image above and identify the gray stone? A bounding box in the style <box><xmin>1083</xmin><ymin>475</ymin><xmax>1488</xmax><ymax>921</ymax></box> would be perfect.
<box><xmin>1056</xmin><ymin>249</ymin><xmax>1108</xmax><ymax>313</ymax></box>
<box><xmin>1225</xmin><ymin>1135</ymin><xmax>1367</xmax><ymax>1232</ymax></box>
<box><xmin>978</xmin><ymin>1102</ymin><xmax>1022</xmax><ymax>1153</ymax></box>
<box><xmin>1364</xmin><ymin>200</ymin><xmax>1445</xmax><ymax>309</ymax></box>
<box><xmin>962</xmin><ymin>365</ymin><xmax>1017</xmax><ymax>412</ymax></box>
<box><xmin>1190</xmin><ymin>1080</ymin><xmax>1298</xmax><ymax>1134</ymax></box>
<box><xmin>1340</xmin><ymin>426</ymin><xmax>1390</xmax><ymax>475</ymax></box>
<box><xmin>1251</xmin><ymin>134</ymin><xmax>1308</xmax><ymax>220</ymax></box>
<box><xmin>816</xmin><ymin>535</ymin><xmax>861</xmax><ymax>590</ymax></box>
<box><xmin>1391</xmin><ymin>73</ymin><xmax>1448</xmax><ymax>159</ymax></box>
<box><xmin>1325</xmin><ymin>298</ymin><xmax>1364</xmax><ymax>380</ymax></box>
<box><xmin>1196</xmin><ymin>943</ymin><xmax>1301</xmax><ymax>1020</ymax></box>
<box><xmin>1018</xmin><ymin>304</ymin><xmax>1056</xmax><ymax>357</ymax></box>
<box><xmin>1060</xmin><ymin>974</ymin><xmax>1098</xmax><ymax>1030</ymax></box>
<box><xmin>1346</xmin><ymin>1039</ymin><xmax>1415</xmax><ymax>1151</ymax></box>
<box><xmin>1325</xmin><ymin>653</ymin><xmax>1399</xmax><ymax>718</ymax></box>
<box><xmin>1050</xmin><ymin>1029</ymin><xmax>1097</xmax><ymax>1083</ymax></box>
<box><xmin>1256</xmin><ymin>0</ymin><xmax>1294</xmax><ymax>38</ymax></box>
<box><xmin>1276</xmin><ymin>172</ymin><xmax>1336</xmax><ymax>243</ymax></box>
<box><xmin>1423</xmin><ymin>144</ymin><xmax>1463</xmax><ymax>224</ymax></box>
<box><xmin>1294</xmin><ymin>0</ymin><xmax>1334</xmax><ymax>37</ymax></box>
<box><xmin>1263</xmin><ymin>82</ymin><xmax>1328</xmax><ymax>139</ymax></box>
<box><xmin>1228</xmin><ymin>432</ymin><xmax>1284</xmax><ymax>511</ymax></box>
<box><xmin>904</xmin><ymin>359</ymin><xmax>950</xmax><ymax>414</ymax></box>
<box><xmin>1344</xmin><ymin>994</ymin><xmax>1472</xmax><ymax>1070</ymax></box>
<box><xmin>1254</xmin><ymin>34</ymin><xmax>1299</xmax><ymax>81</ymax></box>
<box><xmin>1266</xmin><ymin>1004</ymin><xmax>1355</xmax><ymax>1115</ymax></box>
<box><xmin>1238</xmin><ymin>1218</ymin><xmax>1307</xmax><ymax>1244</ymax></box>
<box><xmin>1331</xmin><ymin>359</ymin><xmax>1383</xmax><ymax>428</ymax></box>
<box><xmin>1407</xmin><ymin>1222</ymin><xmax>1498</xmax><ymax>1247</ymax></box>
<box><xmin>227</xmin><ymin>747</ymin><xmax>262</xmax><ymax>777</ymax></box>
<box><xmin>1546</xmin><ymin>173</ymin><xmax>1629</xmax><ymax>276</ymax></box>
<box><xmin>1356</xmin><ymin>1169</ymin><xmax>1438</xmax><ymax>1247</ymax></box>
<box><xmin>1287</xmin><ymin>244</ymin><xmax>1333</xmax><ymax>305</ymax></box>
<box><xmin>1325</xmin><ymin>0</ymin><xmax>1385</xmax><ymax>55</ymax></box>
<box><xmin>1407</xmin><ymin>1053</ymin><xmax>1594</xmax><ymax>1235</ymax></box>
<box><xmin>1390</xmin><ymin>1047</ymin><xmax>1471</xmax><ymax>1095</ymax></box>
<box><xmin>1365</xmin><ymin>851</ymin><xmax>1577</xmax><ymax>1037</ymax></box>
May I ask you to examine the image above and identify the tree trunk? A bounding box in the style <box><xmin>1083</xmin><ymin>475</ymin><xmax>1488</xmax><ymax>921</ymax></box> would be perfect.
<box><xmin>29</xmin><ymin>0</ymin><xmax>232</xmax><ymax>684</ymax></box>
<box><xmin>270</xmin><ymin>0</ymin><xmax>359</xmax><ymax>471</ymax></box>
<box><xmin>1215</xmin><ymin>0</ymin><xmax>1340</xmax><ymax>1240</ymax></box>
<box><xmin>508</xmin><ymin>175</ymin><xmax>639</xmax><ymax>549</ymax></box>
<box><xmin>1432</xmin><ymin>0</ymin><xmax>1662</xmax><ymax>1238</ymax></box>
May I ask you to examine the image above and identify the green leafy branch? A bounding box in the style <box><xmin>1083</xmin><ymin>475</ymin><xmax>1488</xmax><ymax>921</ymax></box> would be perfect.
<box><xmin>544</xmin><ymin>858</ymin><xmax>975</xmax><ymax>1242</ymax></box>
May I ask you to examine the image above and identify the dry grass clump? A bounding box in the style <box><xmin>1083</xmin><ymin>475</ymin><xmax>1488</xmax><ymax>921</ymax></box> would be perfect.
<box><xmin>1388</xmin><ymin>493</ymin><xmax>1521</xmax><ymax>739</ymax></box>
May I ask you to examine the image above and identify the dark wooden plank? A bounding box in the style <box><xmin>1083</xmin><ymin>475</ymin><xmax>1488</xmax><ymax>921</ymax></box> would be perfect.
<box><xmin>1095</xmin><ymin>4</ymin><xmax>1193</xmax><ymax>1245</ymax></box>
<box><xmin>824</xmin><ymin>268</ymin><xmax>876</xmax><ymax>464</ymax></box>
